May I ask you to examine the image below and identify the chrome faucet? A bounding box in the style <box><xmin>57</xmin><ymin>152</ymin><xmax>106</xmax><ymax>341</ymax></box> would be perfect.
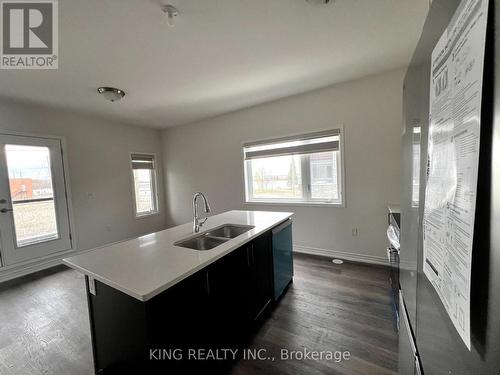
<box><xmin>192</xmin><ymin>192</ymin><xmax>211</xmax><ymax>233</ymax></box>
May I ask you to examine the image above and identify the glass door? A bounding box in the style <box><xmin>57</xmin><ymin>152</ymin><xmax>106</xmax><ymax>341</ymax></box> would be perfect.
<box><xmin>0</xmin><ymin>134</ymin><xmax>72</xmax><ymax>266</ymax></box>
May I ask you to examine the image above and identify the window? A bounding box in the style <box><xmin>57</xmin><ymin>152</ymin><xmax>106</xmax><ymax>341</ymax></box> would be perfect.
<box><xmin>0</xmin><ymin>134</ymin><xmax>72</xmax><ymax>266</ymax></box>
<box><xmin>6</xmin><ymin>144</ymin><xmax>59</xmax><ymax>247</ymax></box>
<box><xmin>243</xmin><ymin>129</ymin><xmax>344</xmax><ymax>206</ymax></box>
<box><xmin>131</xmin><ymin>154</ymin><xmax>159</xmax><ymax>217</ymax></box>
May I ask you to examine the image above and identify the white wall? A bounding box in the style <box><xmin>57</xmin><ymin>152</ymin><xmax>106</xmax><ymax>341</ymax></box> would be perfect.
<box><xmin>162</xmin><ymin>69</ymin><xmax>404</xmax><ymax>263</ymax></box>
<box><xmin>0</xmin><ymin>100</ymin><xmax>167</xmax><ymax>255</ymax></box>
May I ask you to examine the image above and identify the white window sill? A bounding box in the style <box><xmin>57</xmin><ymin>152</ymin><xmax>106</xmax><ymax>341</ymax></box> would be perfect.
<box><xmin>244</xmin><ymin>200</ymin><xmax>344</xmax><ymax>208</ymax></box>
<box><xmin>135</xmin><ymin>211</ymin><xmax>160</xmax><ymax>219</ymax></box>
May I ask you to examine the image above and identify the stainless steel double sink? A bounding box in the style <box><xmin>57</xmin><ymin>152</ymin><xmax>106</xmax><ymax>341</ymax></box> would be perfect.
<box><xmin>174</xmin><ymin>224</ymin><xmax>255</xmax><ymax>250</ymax></box>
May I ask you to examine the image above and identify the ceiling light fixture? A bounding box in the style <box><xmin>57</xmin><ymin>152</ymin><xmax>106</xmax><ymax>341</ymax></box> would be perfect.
<box><xmin>162</xmin><ymin>4</ymin><xmax>179</xmax><ymax>27</ymax></box>
<box><xmin>306</xmin><ymin>0</ymin><xmax>334</xmax><ymax>6</ymax></box>
<box><xmin>97</xmin><ymin>87</ymin><xmax>125</xmax><ymax>102</ymax></box>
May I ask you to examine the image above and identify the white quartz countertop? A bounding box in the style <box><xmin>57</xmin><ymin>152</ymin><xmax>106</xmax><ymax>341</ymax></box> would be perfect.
<box><xmin>63</xmin><ymin>210</ymin><xmax>293</xmax><ymax>302</ymax></box>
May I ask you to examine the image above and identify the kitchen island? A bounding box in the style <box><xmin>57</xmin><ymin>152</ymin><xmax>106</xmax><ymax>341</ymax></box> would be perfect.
<box><xmin>64</xmin><ymin>210</ymin><xmax>293</xmax><ymax>374</ymax></box>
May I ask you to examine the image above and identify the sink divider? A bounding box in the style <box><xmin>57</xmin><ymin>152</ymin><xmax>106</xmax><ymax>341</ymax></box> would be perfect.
<box><xmin>203</xmin><ymin>234</ymin><xmax>231</xmax><ymax>242</ymax></box>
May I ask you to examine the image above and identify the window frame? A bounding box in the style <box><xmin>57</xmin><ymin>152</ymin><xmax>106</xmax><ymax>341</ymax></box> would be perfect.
<box><xmin>0</xmin><ymin>131</ymin><xmax>75</xmax><ymax>267</ymax></box>
<box><xmin>130</xmin><ymin>152</ymin><xmax>160</xmax><ymax>218</ymax></box>
<box><xmin>242</xmin><ymin>127</ymin><xmax>346</xmax><ymax>208</ymax></box>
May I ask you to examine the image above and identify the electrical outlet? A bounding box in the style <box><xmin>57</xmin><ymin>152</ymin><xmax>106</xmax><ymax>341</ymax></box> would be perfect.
<box><xmin>352</xmin><ymin>228</ymin><xmax>358</xmax><ymax>236</ymax></box>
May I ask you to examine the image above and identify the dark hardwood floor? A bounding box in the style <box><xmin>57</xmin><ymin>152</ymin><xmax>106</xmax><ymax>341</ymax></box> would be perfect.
<box><xmin>0</xmin><ymin>253</ymin><xmax>397</xmax><ymax>375</ymax></box>
<box><xmin>0</xmin><ymin>265</ymin><xmax>92</xmax><ymax>375</ymax></box>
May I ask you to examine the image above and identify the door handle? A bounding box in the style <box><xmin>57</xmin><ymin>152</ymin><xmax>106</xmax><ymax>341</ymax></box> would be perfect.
<box><xmin>0</xmin><ymin>208</ymin><xmax>13</xmax><ymax>213</ymax></box>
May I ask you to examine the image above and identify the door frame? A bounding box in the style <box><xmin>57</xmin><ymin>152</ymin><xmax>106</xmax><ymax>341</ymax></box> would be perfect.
<box><xmin>0</xmin><ymin>129</ymin><xmax>75</xmax><ymax>267</ymax></box>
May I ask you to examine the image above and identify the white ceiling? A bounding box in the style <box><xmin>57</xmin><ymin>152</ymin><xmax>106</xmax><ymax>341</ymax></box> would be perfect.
<box><xmin>0</xmin><ymin>0</ymin><xmax>428</xmax><ymax>128</ymax></box>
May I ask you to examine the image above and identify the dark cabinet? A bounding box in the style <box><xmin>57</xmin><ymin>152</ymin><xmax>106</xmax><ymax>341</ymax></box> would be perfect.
<box><xmin>88</xmin><ymin>269</ymin><xmax>211</xmax><ymax>374</ymax></box>
<box><xmin>246</xmin><ymin>232</ymin><xmax>273</xmax><ymax>321</ymax></box>
<box><xmin>206</xmin><ymin>245</ymin><xmax>250</xmax><ymax>346</ymax></box>
<box><xmin>206</xmin><ymin>231</ymin><xmax>273</xmax><ymax>340</ymax></box>
<box><xmin>147</xmin><ymin>270</ymin><xmax>210</xmax><ymax>347</ymax></box>
<box><xmin>87</xmin><ymin>227</ymin><xmax>281</xmax><ymax>374</ymax></box>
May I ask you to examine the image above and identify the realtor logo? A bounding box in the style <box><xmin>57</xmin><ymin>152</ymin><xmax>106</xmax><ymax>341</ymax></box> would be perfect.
<box><xmin>1</xmin><ymin>0</ymin><xmax>58</xmax><ymax>69</ymax></box>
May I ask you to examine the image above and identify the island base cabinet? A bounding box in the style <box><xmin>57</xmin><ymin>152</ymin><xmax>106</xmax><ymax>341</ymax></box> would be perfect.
<box><xmin>247</xmin><ymin>231</ymin><xmax>274</xmax><ymax>322</ymax></box>
<box><xmin>86</xmin><ymin>229</ymin><xmax>284</xmax><ymax>374</ymax></box>
<box><xmin>85</xmin><ymin>276</ymin><xmax>149</xmax><ymax>374</ymax></box>
<box><xmin>87</xmin><ymin>272</ymin><xmax>210</xmax><ymax>374</ymax></box>
<box><xmin>206</xmin><ymin>245</ymin><xmax>250</xmax><ymax>349</ymax></box>
<box><xmin>205</xmin><ymin>231</ymin><xmax>274</xmax><ymax>347</ymax></box>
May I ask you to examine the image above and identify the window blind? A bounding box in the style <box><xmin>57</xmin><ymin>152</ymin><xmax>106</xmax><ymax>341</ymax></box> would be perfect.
<box><xmin>131</xmin><ymin>154</ymin><xmax>155</xmax><ymax>170</ymax></box>
<box><xmin>243</xmin><ymin>129</ymin><xmax>340</xmax><ymax>160</ymax></box>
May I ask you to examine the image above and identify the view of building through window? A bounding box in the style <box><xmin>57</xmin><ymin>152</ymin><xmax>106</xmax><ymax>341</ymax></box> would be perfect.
<box><xmin>310</xmin><ymin>151</ymin><xmax>339</xmax><ymax>200</ymax></box>
<box><xmin>5</xmin><ymin>144</ymin><xmax>59</xmax><ymax>247</ymax></box>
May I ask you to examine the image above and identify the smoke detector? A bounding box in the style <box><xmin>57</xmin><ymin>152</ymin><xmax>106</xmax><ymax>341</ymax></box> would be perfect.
<box><xmin>306</xmin><ymin>0</ymin><xmax>334</xmax><ymax>6</ymax></box>
<box><xmin>97</xmin><ymin>87</ymin><xmax>125</xmax><ymax>102</ymax></box>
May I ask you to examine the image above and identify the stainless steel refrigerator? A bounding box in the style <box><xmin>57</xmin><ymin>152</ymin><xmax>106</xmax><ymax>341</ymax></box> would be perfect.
<box><xmin>399</xmin><ymin>0</ymin><xmax>500</xmax><ymax>373</ymax></box>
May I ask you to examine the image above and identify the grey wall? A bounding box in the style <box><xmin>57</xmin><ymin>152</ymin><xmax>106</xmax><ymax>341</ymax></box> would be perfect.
<box><xmin>0</xmin><ymin>100</ymin><xmax>167</xmax><ymax>253</ymax></box>
<box><xmin>162</xmin><ymin>69</ymin><xmax>404</xmax><ymax>262</ymax></box>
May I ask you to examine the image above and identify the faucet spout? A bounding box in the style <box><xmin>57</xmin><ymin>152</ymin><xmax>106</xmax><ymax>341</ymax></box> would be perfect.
<box><xmin>192</xmin><ymin>192</ymin><xmax>211</xmax><ymax>233</ymax></box>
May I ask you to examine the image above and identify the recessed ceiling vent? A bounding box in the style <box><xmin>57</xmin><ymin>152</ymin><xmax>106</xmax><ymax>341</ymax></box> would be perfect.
<box><xmin>306</xmin><ymin>0</ymin><xmax>334</xmax><ymax>6</ymax></box>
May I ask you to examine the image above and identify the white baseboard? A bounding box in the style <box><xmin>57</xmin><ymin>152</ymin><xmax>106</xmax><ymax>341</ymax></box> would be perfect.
<box><xmin>0</xmin><ymin>249</ymin><xmax>83</xmax><ymax>283</ymax></box>
<box><xmin>293</xmin><ymin>244</ymin><xmax>389</xmax><ymax>266</ymax></box>
<box><xmin>0</xmin><ymin>258</ymin><xmax>64</xmax><ymax>283</ymax></box>
<box><xmin>0</xmin><ymin>243</ymin><xmax>389</xmax><ymax>284</ymax></box>
<box><xmin>0</xmin><ymin>231</ymin><xmax>158</xmax><ymax>284</ymax></box>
